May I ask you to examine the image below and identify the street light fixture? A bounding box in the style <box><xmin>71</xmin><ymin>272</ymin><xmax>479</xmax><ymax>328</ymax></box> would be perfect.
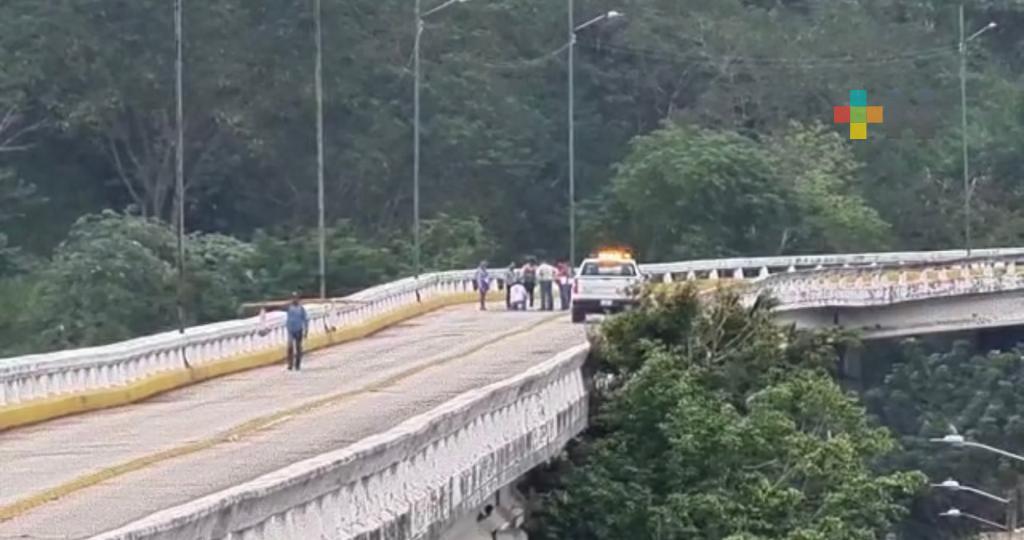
<box><xmin>931</xmin><ymin>433</ymin><xmax>1023</xmax><ymax>531</ymax></box>
<box><xmin>931</xmin><ymin>433</ymin><xmax>1024</xmax><ymax>463</ymax></box>
<box><xmin>959</xmin><ymin>3</ymin><xmax>997</xmax><ymax>256</ymax></box>
<box><xmin>575</xmin><ymin>10</ymin><xmax>624</xmax><ymax>33</ymax></box>
<box><xmin>933</xmin><ymin>478</ymin><xmax>1011</xmax><ymax>504</ymax></box>
<box><xmin>413</xmin><ymin>0</ymin><xmax>472</xmax><ymax>283</ymax></box>
<box><xmin>941</xmin><ymin>508</ymin><xmax>1009</xmax><ymax>531</ymax></box>
<box><xmin>568</xmin><ymin>5</ymin><xmax>623</xmax><ymax>268</ymax></box>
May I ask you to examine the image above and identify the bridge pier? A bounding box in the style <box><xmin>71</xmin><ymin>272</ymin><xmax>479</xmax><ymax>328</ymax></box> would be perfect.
<box><xmin>838</xmin><ymin>341</ymin><xmax>863</xmax><ymax>384</ymax></box>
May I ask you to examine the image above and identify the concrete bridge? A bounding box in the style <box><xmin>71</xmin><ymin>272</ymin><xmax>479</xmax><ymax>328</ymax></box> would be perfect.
<box><xmin>3</xmin><ymin>248</ymin><xmax>1024</xmax><ymax>539</ymax></box>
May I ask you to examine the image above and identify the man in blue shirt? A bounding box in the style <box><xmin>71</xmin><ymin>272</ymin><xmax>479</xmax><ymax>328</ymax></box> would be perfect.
<box><xmin>474</xmin><ymin>261</ymin><xmax>491</xmax><ymax>311</ymax></box>
<box><xmin>285</xmin><ymin>292</ymin><xmax>309</xmax><ymax>371</ymax></box>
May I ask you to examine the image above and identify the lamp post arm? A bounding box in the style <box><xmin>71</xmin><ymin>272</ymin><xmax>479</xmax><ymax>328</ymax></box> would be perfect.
<box><xmin>961</xmin><ymin>511</ymin><xmax>1009</xmax><ymax>531</ymax></box>
<box><xmin>422</xmin><ymin>0</ymin><xmax>463</xmax><ymax>19</ymax></box>
<box><xmin>962</xmin><ymin>486</ymin><xmax>1011</xmax><ymax>504</ymax></box>
<box><xmin>967</xmin><ymin>23</ymin><xmax>996</xmax><ymax>43</ymax></box>
<box><xmin>965</xmin><ymin>441</ymin><xmax>1024</xmax><ymax>463</ymax></box>
<box><xmin>574</xmin><ymin>13</ymin><xmax>610</xmax><ymax>33</ymax></box>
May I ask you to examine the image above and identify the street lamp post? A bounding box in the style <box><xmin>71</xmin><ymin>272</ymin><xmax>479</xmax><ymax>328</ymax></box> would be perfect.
<box><xmin>941</xmin><ymin>508</ymin><xmax>1009</xmax><ymax>531</ymax></box>
<box><xmin>959</xmin><ymin>3</ymin><xmax>997</xmax><ymax>256</ymax></box>
<box><xmin>414</xmin><ymin>0</ymin><xmax>470</xmax><ymax>282</ymax></box>
<box><xmin>568</xmin><ymin>0</ymin><xmax>574</xmax><ymax>269</ymax></box>
<box><xmin>315</xmin><ymin>0</ymin><xmax>326</xmax><ymax>300</ymax></box>
<box><xmin>174</xmin><ymin>0</ymin><xmax>187</xmax><ymax>341</ymax></box>
<box><xmin>931</xmin><ymin>434</ymin><xmax>1024</xmax><ymax>463</ymax></box>
<box><xmin>932</xmin><ymin>434</ymin><xmax>1023</xmax><ymax>531</ymax></box>
<box><xmin>934</xmin><ymin>479</ymin><xmax>1011</xmax><ymax>504</ymax></box>
<box><xmin>568</xmin><ymin>8</ymin><xmax>623</xmax><ymax>268</ymax></box>
<box><xmin>172</xmin><ymin>0</ymin><xmax>191</xmax><ymax>369</ymax></box>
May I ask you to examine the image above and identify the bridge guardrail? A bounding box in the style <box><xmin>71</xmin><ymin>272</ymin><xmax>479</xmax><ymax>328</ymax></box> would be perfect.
<box><xmin>3</xmin><ymin>248</ymin><xmax>1024</xmax><ymax>424</ymax></box>
<box><xmin>0</xmin><ymin>270</ymin><xmax>479</xmax><ymax>415</ymax></box>
<box><xmin>91</xmin><ymin>344</ymin><xmax>591</xmax><ymax>540</ymax></box>
<box><xmin>640</xmin><ymin>247</ymin><xmax>1024</xmax><ymax>281</ymax></box>
<box><xmin>742</xmin><ymin>259</ymin><xmax>1024</xmax><ymax>310</ymax></box>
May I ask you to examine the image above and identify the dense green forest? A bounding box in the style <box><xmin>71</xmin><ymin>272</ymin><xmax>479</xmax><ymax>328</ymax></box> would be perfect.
<box><xmin>4</xmin><ymin>0</ymin><xmax>1024</xmax><ymax>353</ymax></box>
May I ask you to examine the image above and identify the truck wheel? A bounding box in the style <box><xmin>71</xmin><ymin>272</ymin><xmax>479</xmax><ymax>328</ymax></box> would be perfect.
<box><xmin>571</xmin><ymin>308</ymin><xmax>586</xmax><ymax>323</ymax></box>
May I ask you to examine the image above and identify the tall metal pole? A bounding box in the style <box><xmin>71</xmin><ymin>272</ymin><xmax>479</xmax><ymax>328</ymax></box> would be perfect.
<box><xmin>960</xmin><ymin>3</ymin><xmax>971</xmax><ymax>257</ymax></box>
<box><xmin>174</xmin><ymin>0</ymin><xmax>186</xmax><ymax>333</ymax></box>
<box><xmin>414</xmin><ymin>0</ymin><xmax>423</xmax><ymax>280</ymax></box>
<box><xmin>568</xmin><ymin>0</ymin><xmax>576</xmax><ymax>268</ymax></box>
<box><xmin>315</xmin><ymin>0</ymin><xmax>326</xmax><ymax>299</ymax></box>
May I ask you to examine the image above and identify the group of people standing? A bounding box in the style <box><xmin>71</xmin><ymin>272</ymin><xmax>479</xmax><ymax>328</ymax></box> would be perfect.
<box><xmin>281</xmin><ymin>259</ymin><xmax>573</xmax><ymax>373</ymax></box>
<box><xmin>474</xmin><ymin>259</ymin><xmax>573</xmax><ymax>312</ymax></box>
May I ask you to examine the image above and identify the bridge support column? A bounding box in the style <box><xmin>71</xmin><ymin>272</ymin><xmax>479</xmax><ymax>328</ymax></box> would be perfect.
<box><xmin>842</xmin><ymin>342</ymin><xmax>862</xmax><ymax>381</ymax></box>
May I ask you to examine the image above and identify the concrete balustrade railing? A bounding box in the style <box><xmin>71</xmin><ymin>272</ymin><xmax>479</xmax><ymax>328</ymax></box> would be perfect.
<box><xmin>741</xmin><ymin>258</ymin><xmax>1024</xmax><ymax>310</ymax></box>
<box><xmin>640</xmin><ymin>247</ymin><xmax>1024</xmax><ymax>282</ymax></box>
<box><xmin>92</xmin><ymin>344</ymin><xmax>590</xmax><ymax>540</ymax></box>
<box><xmin>0</xmin><ymin>270</ymin><xmax>480</xmax><ymax>416</ymax></box>
<box><xmin>4</xmin><ymin>248</ymin><xmax>1024</xmax><ymax>427</ymax></box>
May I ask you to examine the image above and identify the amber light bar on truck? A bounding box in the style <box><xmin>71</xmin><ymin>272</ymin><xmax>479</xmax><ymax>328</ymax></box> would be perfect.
<box><xmin>593</xmin><ymin>248</ymin><xmax>633</xmax><ymax>261</ymax></box>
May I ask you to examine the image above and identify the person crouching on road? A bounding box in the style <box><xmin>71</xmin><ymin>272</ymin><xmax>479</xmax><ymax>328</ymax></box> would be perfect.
<box><xmin>509</xmin><ymin>281</ymin><xmax>528</xmax><ymax>311</ymax></box>
<box><xmin>286</xmin><ymin>292</ymin><xmax>309</xmax><ymax>371</ymax></box>
<box><xmin>475</xmin><ymin>261</ymin><xmax>491</xmax><ymax>310</ymax></box>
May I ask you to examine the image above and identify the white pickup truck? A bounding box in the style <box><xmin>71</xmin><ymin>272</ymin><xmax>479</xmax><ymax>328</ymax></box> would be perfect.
<box><xmin>571</xmin><ymin>252</ymin><xmax>645</xmax><ymax>323</ymax></box>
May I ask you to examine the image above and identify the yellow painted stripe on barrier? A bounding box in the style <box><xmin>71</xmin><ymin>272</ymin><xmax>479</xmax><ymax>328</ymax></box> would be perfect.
<box><xmin>0</xmin><ymin>290</ymin><xmax>502</xmax><ymax>433</ymax></box>
<box><xmin>0</xmin><ymin>310</ymin><xmax>561</xmax><ymax>522</ymax></box>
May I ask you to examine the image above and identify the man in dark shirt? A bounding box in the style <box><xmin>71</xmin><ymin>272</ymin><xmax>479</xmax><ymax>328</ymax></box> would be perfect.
<box><xmin>520</xmin><ymin>260</ymin><xmax>537</xmax><ymax>309</ymax></box>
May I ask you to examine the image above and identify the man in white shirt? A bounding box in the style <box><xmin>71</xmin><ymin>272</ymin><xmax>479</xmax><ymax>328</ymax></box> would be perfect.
<box><xmin>509</xmin><ymin>281</ymin><xmax>527</xmax><ymax>311</ymax></box>
<box><xmin>536</xmin><ymin>260</ymin><xmax>556</xmax><ymax>311</ymax></box>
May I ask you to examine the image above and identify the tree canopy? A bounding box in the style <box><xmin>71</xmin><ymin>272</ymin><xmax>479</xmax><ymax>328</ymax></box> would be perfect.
<box><xmin>4</xmin><ymin>0</ymin><xmax>1024</xmax><ymax>264</ymax></box>
<box><xmin>526</xmin><ymin>285</ymin><xmax>924</xmax><ymax>539</ymax></box>
<box><xmin>865</xmin><ymin>339</ymin><xmax>1024</xmax><ymax>539</ymax></box>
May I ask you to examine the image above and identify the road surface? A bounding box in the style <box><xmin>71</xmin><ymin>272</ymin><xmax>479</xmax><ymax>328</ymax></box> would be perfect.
<box><xmin>0</xmin><ymin>306</ymin><xmax>585</xmax><ymax>539</ymax></box>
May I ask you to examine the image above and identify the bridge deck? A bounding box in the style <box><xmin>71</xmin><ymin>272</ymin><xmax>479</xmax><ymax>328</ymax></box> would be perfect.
<box><xmin>0</xmin><ymin>306</ymin><xmax>585</xmax><ymax>539</ymax></box>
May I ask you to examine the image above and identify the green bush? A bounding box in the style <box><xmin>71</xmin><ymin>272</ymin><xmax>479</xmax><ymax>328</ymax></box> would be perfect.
<box><xmin>528</xmin><ymin>284</ymin><xmax>924</xmax><ymax>539</ymax></box>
